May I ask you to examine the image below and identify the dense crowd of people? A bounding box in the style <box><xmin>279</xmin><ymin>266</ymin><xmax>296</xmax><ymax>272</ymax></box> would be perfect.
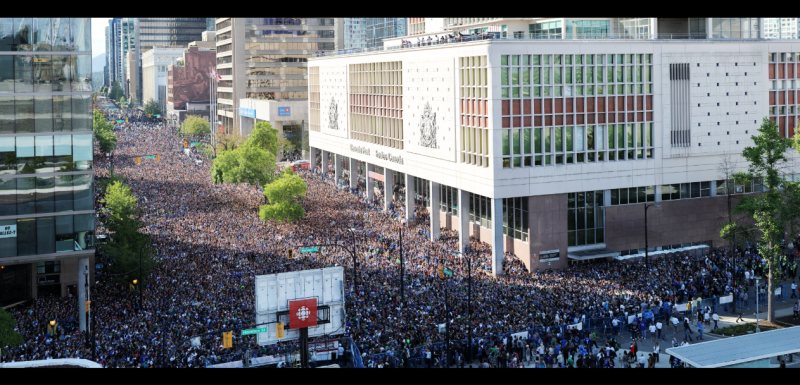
<box><xmin>3</xmin><ymin>105</ymin><xmax>799</xmax><ymax>368</ymax></box>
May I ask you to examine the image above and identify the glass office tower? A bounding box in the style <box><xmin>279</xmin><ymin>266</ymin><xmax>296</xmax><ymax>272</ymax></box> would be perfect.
<box><xmin>0</xmin><ymin>18</ymin><xmax>95</xmax><ymax>307</ymax></box>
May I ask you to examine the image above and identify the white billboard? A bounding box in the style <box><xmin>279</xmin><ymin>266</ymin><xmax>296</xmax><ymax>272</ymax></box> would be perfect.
<box><xmin>254</xmin><ymin>266</ymin><xmax>345</xmax><ymax>346</ymax></box>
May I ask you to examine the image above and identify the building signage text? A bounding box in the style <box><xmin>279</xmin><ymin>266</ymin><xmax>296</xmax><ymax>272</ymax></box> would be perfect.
<box><xmin>376</xmin><ymin>151</ymin><xmax>404</xmax><ymax>165</ymax></box>
<box><xmin>350</xmin><ymin>145</ymin><xmax>371</xmax><ymax>156</ymax></box>
<box><xmin>0</xmin><ymin>224</ymin><xmax>16</xmax><ymax>238</ymax></box>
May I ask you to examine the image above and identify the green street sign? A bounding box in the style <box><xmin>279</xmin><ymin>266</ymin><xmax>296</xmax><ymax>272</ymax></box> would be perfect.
<box><xmin>299</xmin><ymin>246</ymin><xmax>320</xmax><ymax>253</ymax></box>
<box><xmin>116</xmin><ymin>119</ymin><xmax>124</xmax><ymax>123</ymax></box>
<box><xmin>241</xmin><ymin>327</ymin><xmax>267</xmax><ymax>335</ymax></box>
<box><xmin>144</xmin><ymin>155</ymin><xmax>156</xmax><ymax>160</ymax></box>
<box><xmin>444</xmin><ymin>267</ymin><xmax>453</xmax><ymax>277</ymax></box>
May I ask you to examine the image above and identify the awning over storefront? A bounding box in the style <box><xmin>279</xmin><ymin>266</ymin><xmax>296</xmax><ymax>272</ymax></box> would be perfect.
<box><xmin>613</xmin><ymin>244</ymin><xmax>709</xmax><ymax>261</ymax></box>
<box><xmin>567</xmin><ymin>248</ymin><xmax>620</xmax><ymax>261</ymax></box>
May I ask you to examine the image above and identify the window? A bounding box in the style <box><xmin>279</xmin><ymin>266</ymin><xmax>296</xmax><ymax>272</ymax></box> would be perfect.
<box><xmin>440</xmin><ymin>185</ymin><xmax>458</xmax><ymax>216</ymax></box>
<box><xmin>610</xmin><ymin>186</ymin><xmax>655</xmax><ymax>205</ymax></box>
<box><xmin>502</xmin><ymin>197</ymin><xmax>528</xmax><ymax>241</ymax></box>
<box><xmin>468</xmin><ymin>193</ymin><xmax>492</xmax><ymax>228</ymax></box>
<box><xmin>568</xmin><ymin>191</ymin><xmax>604</xmax><ymax>246</ymax></box>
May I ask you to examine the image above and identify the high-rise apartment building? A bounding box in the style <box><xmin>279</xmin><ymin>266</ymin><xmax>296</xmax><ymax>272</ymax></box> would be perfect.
<box><xmin>142</xmin><ymin>47</ymin><xmax>183</xmax><ymax>113</ymax></box>
<box><xmin>0</xmin><ymin>18</ymin><xmax>95</xmax><ymax>332</ymax></box>
<box><xmin>762</xmin><ymin>18</ymin><xmax>799</xmax><ymax>39</ymax></box>
<box><xmin>214</xmin><ymin>18</ymin><xmax>336</xmax><ymax>140</ymax></box>
<box><xmin>129</xmin><ymin>18</ymin><xmax>207</xmax><ymax>105</ymax></box>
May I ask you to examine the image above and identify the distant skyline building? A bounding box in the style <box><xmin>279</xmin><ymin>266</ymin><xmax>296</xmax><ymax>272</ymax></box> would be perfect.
<box><xmin>167</xmin><ymin>42</ymin><xmax>216</xmax><ymax>124</ymax></box>
<box><xmin>338</xmin><ymin>18</ymin><xmax>406</xmax><ymax>50</ymax></box>
<box><xmin>214</xmin><ymin>17</ymin><xmax>336</xmax><ymax>145</ymax></box>
<box><xmin>142</xmin><ymin>47</ymin><xmax>184</xmax><ymax>113</ymax></box>
<box><xmin>0</xmin><ymin>19</ymin><xmax>96</xmax><ymax>332</ymax></box>
<box><xmin>129</xmin><ymin>18</ymin><xmax>207</xmax><ymax>104</ymax></box>
<box><xmin>762</xmin><ymin>18</ymin><xmax>799</xmax><ymax>39</ymax></box>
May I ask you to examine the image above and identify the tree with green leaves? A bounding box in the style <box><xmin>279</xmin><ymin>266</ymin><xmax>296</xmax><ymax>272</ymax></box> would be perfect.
<box><xmin>247</xmin><ymin>121</ymin><xmax>279</xmax><ymax>156</ymax></box>
<box><xmin>216</xmin><ymin>131</ymin><xmax>244</xmax><ymax>152</ymax></box>
<box><xmin>0</xmin><ymin>307</ymin><xmax>23</xmax><ymax>360</ymax></box>
<box><xmin>109</xmin><ymin>81</ymin><xmax>124</xmax><ymax>101</ymax></box>
<box><xmin>735</xmin><ymin>117</ymin><xmax>795</xmax><ymax>323</ymax></box>
<box><xmin>259</xmin><ymin>168</ymin><xmax>307</xmax><ymax>222</ymax></box>
<box><xmin>210</xmin><ymin>142</ymin><xmax>276</xmax><ymax>186</ymax></box>
<box><xmin>100</xmin><ymin>180</ymin><xmax>154</xmax><ymax>284</ymax></box>
<box><xmin>180</xmin><ymin>115</ymin><xmax>211</xmax><ymax>137</ymax></box>
<box><xmin>144</xmin><ymin>99</ymin><xmax>161</xmax><ymax>116</ymax></box>
<box><xmin>93</xmin><ymin>109</ymin><xmax>117</xmax><ymax>154</ymax></box>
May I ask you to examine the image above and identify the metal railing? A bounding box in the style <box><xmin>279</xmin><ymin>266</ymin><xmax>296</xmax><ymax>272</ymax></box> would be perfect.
<box><xmin>313</xmin><ymin>32</ymin><xmax>765</xmax><ymax>59</ymax></box>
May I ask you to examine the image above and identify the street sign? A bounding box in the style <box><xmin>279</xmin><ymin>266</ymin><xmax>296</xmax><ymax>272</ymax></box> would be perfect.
<box><xmin>241</xmin><ymin>327</ymin><xmax>268</xmax><ymax>336</ymax></box>
<box><xmin>299</xmin><ymin>246</ymin><xmax>320</xmax><ymax>253</ymax></box>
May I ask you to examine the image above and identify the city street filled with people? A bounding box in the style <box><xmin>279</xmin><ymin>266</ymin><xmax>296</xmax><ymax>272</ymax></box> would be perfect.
<box><xmin>4</xmin><ymin>108</ymin><xmax>799</xmax><ymax>368</ymax></box>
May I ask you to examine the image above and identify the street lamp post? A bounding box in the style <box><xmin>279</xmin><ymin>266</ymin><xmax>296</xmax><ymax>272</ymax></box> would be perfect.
<box><xmin>132</xmin><ymin>278</ymin><xmax>139</xmax><ymax>311</ymax></box>
<box><xmin>464</xmin><ymin>251</ymin><xmax>472</xmax><ymax>365</ymax></box>
<box><xmin>139</xmin><ymin>249</ymin><xmax>143</xmax><ymax>311</ymax></box>
<box><xmin>439</xmin><ymin>259</ymin><xmax>450</xmax><ymax>368</ymax></box>
<box><xmin>399</xmin><ymin>220</ymin><xmax>405</xmax><ymax>307</ymax></box>
<box><xmin>644</xmin><ymin>203</ymin><xmax>660</xmax><ymax>270</ymax></box>
<box><xmin>348</xmin><ymin>228</ymin><xmax>358</xmax><ymax>293</ymax></box>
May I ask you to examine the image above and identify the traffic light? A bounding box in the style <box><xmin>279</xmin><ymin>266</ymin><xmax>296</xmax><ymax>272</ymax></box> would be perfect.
<box><xmin>288</xmin><ymin>249</ymin><xmax>294</xmax><ymax>259</ymax></box>
<box><xmin>85</xmin><ymin>300</ymin><xmax>91</xmax><ymax>313</ymax></box>
<box><xmin>155</xmin><ymin>154</ymin><xmax>160</xmax><ymax>162</ymax></box>
<box><xmin>276</xmin><ymin>322</ymin><xmax>285</xmax><ymax>338</ymax></box>
<box><xmin>183</xmin><ymin>139</ymin><xmax>189</xmax><ymax>149</ymax></box>
<box><xmin>222</xmin><ymin>331</ymin><xmax>233</xmax><ymax>349</ymax></box>
<box><xmin>437</xmin><ymin>263</ymin><xmax>445</xmax><ymax>280</ymax></box>
<box><xmin>134</xmin><ymin>156</ymin><xmax>141</xmax><ymax>165</ymax></box>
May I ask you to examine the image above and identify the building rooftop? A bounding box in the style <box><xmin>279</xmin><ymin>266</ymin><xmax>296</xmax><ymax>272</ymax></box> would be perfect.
<box><xmin>665</xmin><ymin>326</ymin><xmax>800</xmax><ymax>368</ymax></box>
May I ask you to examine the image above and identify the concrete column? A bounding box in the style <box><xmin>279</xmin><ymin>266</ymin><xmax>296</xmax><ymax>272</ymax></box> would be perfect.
<box><xmin>77</xmin><ymin>257</ymin><xmax>89</xmax><ymax>332</ymax></box>
<box><xmin>334</xmin><ymin>154</ymin><xmax>343</xmax><ymax>187</ymax></box>
<box><xmin>706</xmin><ymin>18</ymin><xmax>713</xmax><ymax>39</ymax></box>
<box><xmin>384</xmin><ymin>168</ymin><xmax>395</xmax><ymax>212</ymax></box>
<box><xmin>310</xmin><ymin>147</ymin><xmax>318</xmax><ymax>172</ymax></box>
<box><xmin>430</xmin><ymin>181</ymin><xmax>441</xmax><ymax>241</ymax></box>
<box><xmin>321</xmin><ymin>151</ymin><xmax>329</xmax><ymax>179</ymax></box>
<box><xmin>603</xmin><ymin>189</ymin><xmax>611</xmax><ymax>207</ymax></box>
<box><xmin>650</xmin><ymin>18</ymin><xmax>658</xmax><ymax>40</ymax></box>
<box><xmin>349</xmin><ymin>157</ymin><xmax>357</xmax><ymax>190</ymax></box>
<box><xmin>490</xmin><ymin>198</ymin><xmax>504</xmax><ymax>276</ymax></box>
<box><xmin>405</xmin><ymin>173</ymin><xmax>415</xmax><ymax>221</ymax></box>
<box><xmin>709</xmin><ymin>181</ymin><xmax>716</xmax><ymax>197</ymax></box>
<box><xmin>366</xmin><ymin>163</ymin><xmax>374</xmax><ymax>201</ymax></box>
<box><xmin>655</xmin><ymin>185</ymin><xmax>663</xmax><ymax>202</ymax></box>
<box><xmin>458</xmin><ymin>189</ymin><xmax>470</xmax><ymax>253</ymax></box>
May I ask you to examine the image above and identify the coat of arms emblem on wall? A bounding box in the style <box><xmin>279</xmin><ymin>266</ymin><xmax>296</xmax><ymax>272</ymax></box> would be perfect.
<box><xmin>328</xmin><ymin>98</ymin><xmax>339</xmax><ymax>130</ymax></box>
<box><xmin>418</xmin><ymin>102</ymin><xmax>438</xmax><ymax>149</ymax></box>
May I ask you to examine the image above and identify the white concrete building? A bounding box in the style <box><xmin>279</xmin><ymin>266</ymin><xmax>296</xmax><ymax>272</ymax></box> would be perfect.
<box><xmin>238</xmin><ymin>98</ymin><xmax>307</xmax><ymax>156</ymax></box>
<box><xmin>142</xmin><ymin>47</ymin><xmax>184</xmax><ymax>114</ymax></box>
<box><xmin>309</xmin><ymin>37</ymin><xmax>800</xmax><ymax>276</ymax></box>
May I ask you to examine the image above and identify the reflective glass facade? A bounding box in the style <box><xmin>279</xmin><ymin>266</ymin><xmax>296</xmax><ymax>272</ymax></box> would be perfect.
<box><xmin>0</xmin><ymin>17</ymin><xmax>94</xmax><ymax>260</ymax></box>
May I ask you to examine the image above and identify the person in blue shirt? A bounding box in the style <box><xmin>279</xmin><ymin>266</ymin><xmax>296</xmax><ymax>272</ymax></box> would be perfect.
<box><xmin>696</xmin><ymin>320</ymin><xmax>704</xmax><ymax>341</ymax></box>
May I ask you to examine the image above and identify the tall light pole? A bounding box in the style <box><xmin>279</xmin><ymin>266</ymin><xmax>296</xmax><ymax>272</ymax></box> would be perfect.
<box><xmin>457</xmin><ymin>250</ymin><xmax>471</xmax><ymax>365</ymax></box>
<box><xmin>348</xmin><ymin>228</ymin><xmax>358</xmax><ymax>293</ymax></box>
<box><xmin>644</xmin><ymin>203</ymin><xmax>660</xmax><ymax>270</ymax></box>
<box><xmin>139</xmin><ymin>248</ymin><xmax>143</xmax><ymax>311</ymax></box>
<box><xmin>399</xmin><ymin>219</ymin><xmax>406</xmax><ymax>307</ymax></box>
